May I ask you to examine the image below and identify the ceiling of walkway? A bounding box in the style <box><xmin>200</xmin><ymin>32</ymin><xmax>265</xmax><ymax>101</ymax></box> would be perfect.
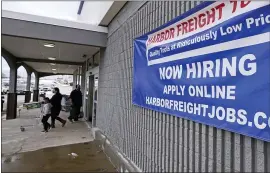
<box><xmin>2</xmin><ymin>35</ymin><xmax>100</xmax><ymax>74</ymax></box>
<box><xmin>24</xmin><ymin>62</ymin><xmax>79</xmax><ymax>74</ymax></box>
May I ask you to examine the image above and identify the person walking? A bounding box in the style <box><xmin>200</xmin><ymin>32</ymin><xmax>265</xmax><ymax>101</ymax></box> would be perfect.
<box><xmin>41</xmin><ymin>97</ymin><xmax>52</xmax><ymax>132</ymax></box>
<box><xmin>50</xmin><ymin>87</ymin><xmax>66</xmax><ymax>128</ymax></box>
<box><xmin>68</xmin><ymin>85</ymin><xmax>82</xmax><ymax>122</ymax></box>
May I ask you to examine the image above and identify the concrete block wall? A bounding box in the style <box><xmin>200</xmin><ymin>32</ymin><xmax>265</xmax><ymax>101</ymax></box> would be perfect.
<box><xmin>97</xmin><ymin>1</ymin><xmax>270</xmax><ymax>172</ymax></box>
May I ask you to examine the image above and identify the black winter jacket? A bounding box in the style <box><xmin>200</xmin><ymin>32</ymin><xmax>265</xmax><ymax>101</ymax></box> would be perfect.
<box><xmin>50</xmin><ymin>93</ymin><xmax>62</xmax><ymax>112</ymax></box>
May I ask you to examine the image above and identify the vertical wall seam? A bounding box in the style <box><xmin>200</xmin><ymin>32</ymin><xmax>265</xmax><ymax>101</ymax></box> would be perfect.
<box><xmin>221</xmin><ymin>130</ymin><xmax>225</xmax><ymax>172</ymax></box>
<box><xmin>192</xmin><ymin>122</ymin><xmax>196</xmax><ymax>172</ymax></box>
<box><xmin>205</xmin><ymin>125</ymin><xmax>209</xmax><ymax>172</ymax></box>
<box><xmin>240</xmin><ymin>135</ymin><xmax>244</xmax><ymax>172</ymax></box>
<box><xmin>231</xmin><ymin>133</ymin><xmax>235</xmax><ymax>172</ymax></box>
<box><xmin>265</xmin><ymin>142</ymin><xmax>270</xmax><ymax>172</ymax></box>
<box><xmin>181</xmin><ymin>119</ymin><xmax>184</xmax><ymax>172</ymax></box>
<box><xmin>252</xmin><ymin>138</ymin><xmax>257</xmax><ymax>172</ymax></box>
<box><xmin>187</xmin><ymin>120</ymin><xmax>191</xmax><ymax>172</ymax></box>
<box><xmin>198</xmin><ymin>124</ymin><xmax>202</xmax><ymax>172</ymax></box>
<box><xmin>213</xmin><ymin>127</ymin><xmax>217</xmax><ymax>172</ymax></box>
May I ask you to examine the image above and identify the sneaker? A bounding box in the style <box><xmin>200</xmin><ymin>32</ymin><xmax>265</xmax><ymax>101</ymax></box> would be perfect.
<box><xmin>68</xmin><ymin>118</ymin><xmax>73</xmax><ymax>123</ymax></box>
<box><xmin>51</xmin><ymin>124</ymin><xmax>55</xmax><ymax>128</ymax></box>
<box><xmin>41</xmin><ymin>130</ymin><xmax>48</xmax><ymax>133</ymax></box>
<box><xmin>62</xmin><ymin>120</ymin><xmax>67</xmax><ymax>127</ymax></box>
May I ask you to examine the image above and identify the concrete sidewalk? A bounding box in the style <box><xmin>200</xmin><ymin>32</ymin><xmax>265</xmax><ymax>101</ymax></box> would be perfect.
<box><xmin>2</xmin><ymin>108</ymin><xmax>93</xmax><ymax>157</ymax></box>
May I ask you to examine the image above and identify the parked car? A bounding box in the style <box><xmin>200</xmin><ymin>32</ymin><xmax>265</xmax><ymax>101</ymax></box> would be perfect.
<box><xmin>63</xmin><ymin>80</ymin><xmax>68</xmax><ymax>84</ymax></box>
<box><xmin>42</xmin><ymin>87</ymin><xmax>51</xmax><ymax>92</ymax></box>
<box><xmin>2</xmin><ymin>83</ymin><xmax>9</xmax><ymax>94</ymax></box>
<box><xmin>2</xmin><ymin>86</ymin><xmax>9</xmax><ymax>94</ymax></box>
<box><xmin>16</xmin><ymin>90</ymin><xmax>25</xmax><ymax>95</ymax></box>
<box><xmin>17</xmin><ymin>83</ymin><xmax>26</xmax><ymax>95</ymax></box>
<box><xmin>51</xmin><ymin>84</ymin><xmax>56</xmax><ymax>89</ymax></box>
<box><xmin>39</xmin><ymin>88</ymin><xmax>45</xmax><ymax>95</ymax></box>
<box><xmin>39</xmin><ymin>90</ymin><xmax>46</xmax><ymax>97</ymax></box>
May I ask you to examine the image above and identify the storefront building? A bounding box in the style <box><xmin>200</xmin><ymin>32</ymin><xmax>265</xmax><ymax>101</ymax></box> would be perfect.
<box><xmin>77</xmin><ymin>1</ymin><xmax>270</xmax><ymax>172</ymax></box>
<box><xmin>2</xmin><ymin>1</ymin><xmax>269</xmax><ymax>172</ymax></box>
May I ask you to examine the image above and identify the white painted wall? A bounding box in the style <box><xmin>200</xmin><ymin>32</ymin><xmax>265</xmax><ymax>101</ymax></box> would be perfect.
<box><xmin>77</xmin><ymin>1</ymin><xmax>114</xmax><ymax>25</ymax></box>
<box><xmin>2</xmin><ymin>1</ymin><xmax>113</xmax><ymax>25</ymax></box>
<box><xmin>2</xmin><ymin>1</ymin><xmax>80</xmax><ymax>21</ymax></box>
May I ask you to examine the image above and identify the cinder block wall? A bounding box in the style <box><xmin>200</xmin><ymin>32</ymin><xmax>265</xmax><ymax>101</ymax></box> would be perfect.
<box><xmin>97</xmin><ymin>1</ymin><xmax>270</xmax><ymax>172</ymax></box>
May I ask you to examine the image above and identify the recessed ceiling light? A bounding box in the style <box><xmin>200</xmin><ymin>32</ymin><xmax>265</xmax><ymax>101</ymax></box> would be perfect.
<box><xmin>48</xmin><ymin>57</ymin><xmax>56</xmax><ymax>60</ymax></box>
<box><xmin>43</xmin><ymin>43</ymin><xmax>55</xmax><ymax>48</ymax></box>
<box><xmin>52</xmin><ymin>69</ymin><xmax>56</xmax><ymax>71</ymax></box>
<box><xmin>50</xmin><ymin>63</ymin><xmax>56</xmax><ymax>65</ymax></box>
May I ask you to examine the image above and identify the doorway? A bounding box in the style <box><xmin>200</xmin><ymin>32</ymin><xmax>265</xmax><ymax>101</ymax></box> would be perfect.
<box><xmin>92</xmin><ymin>74</ymin><xmax>98</xmax><ymax>127</ymax></box>
<box><xmin>84</xmin><ymin>67</ymin><xmax>99</xmax><ymax>127</ymax></box>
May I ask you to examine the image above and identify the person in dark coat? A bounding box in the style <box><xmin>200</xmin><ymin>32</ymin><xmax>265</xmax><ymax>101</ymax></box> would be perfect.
<box><xmin>50</xmin><ymin>87</ymin><xmax>66</xmax><ymax>128</ymax></box>
<box><xmin>68</xmin><ymin>85</ymin><xmax>82</xmax><ymax>122</ymax></box>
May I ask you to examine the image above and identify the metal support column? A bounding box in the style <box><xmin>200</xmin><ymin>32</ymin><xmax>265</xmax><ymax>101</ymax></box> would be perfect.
<box><xmin>6</xmin><ymin>67</ymin><xmax>17</xmax><ymax>119</ymax></box>
<box><xmin>81</xmin><ymin>64</ymin><xmax>86</xmax><ymax>97</ymax></box>
<box><xmin>33</xmin><ymin>73</ymin><xmax>40</xmax><ymax>102</ymax></box>
<box><xmin>24</xmin><ymin>72</ymin><xmax>31</xmax><ymax>103</ymax></box>
<box><xmin>73</xmin><ymin>70</ymin><xmax>78</xmax><ymax>90</ymax></box>
<box><xmin>77</xmin><ymin>67</ymin><xmax>81</xmax><ymax>86</ymax></box>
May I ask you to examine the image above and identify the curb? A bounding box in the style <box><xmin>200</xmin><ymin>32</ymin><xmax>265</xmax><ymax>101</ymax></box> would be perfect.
<box><xmin>90</xmin><ymin>127</ymin><xmax>142</xmax><ymax>172</ymax></box>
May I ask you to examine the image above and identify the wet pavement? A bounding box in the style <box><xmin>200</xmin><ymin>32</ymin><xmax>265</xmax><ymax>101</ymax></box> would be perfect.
<box><xmin>2</xmin><ymin>108</ymin><xmax>94</xmax><ymax>156</ymax></box>
<box><xmin>2</xmin><ymin>141</ymin><xmax>117</xmax><ymax>172</ymax></box>
<box><xmin>1</xmin><ymin>99</ymin><xmax>115</xmax><ymax>172</ymax></box>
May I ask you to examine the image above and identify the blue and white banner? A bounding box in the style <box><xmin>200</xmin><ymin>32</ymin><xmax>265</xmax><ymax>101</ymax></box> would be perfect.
<box><xmin>133</xmin><ymin>1</ymin><xmax>270</xmax><ymax>142</ymax></box>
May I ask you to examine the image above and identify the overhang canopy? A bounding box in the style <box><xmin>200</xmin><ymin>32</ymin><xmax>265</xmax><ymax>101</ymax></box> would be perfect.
<box><xmin>1</xmin><ymin>10</ymin><xmax>108</xmax><ymax>75</ymax></box>
<box><xmin>2</xmin><ymin>10</ymin><xmax>108</xmax><ymax>47</ymax></box>
<box><xmin>99</xmin><ymin>1</ymin><xmax>127</xmax><ymax>26</ymax></box>
<box><xmin>2</xmin><ymin>35</ymin><xmax>99</xmax><ymax>75</ymax></box>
